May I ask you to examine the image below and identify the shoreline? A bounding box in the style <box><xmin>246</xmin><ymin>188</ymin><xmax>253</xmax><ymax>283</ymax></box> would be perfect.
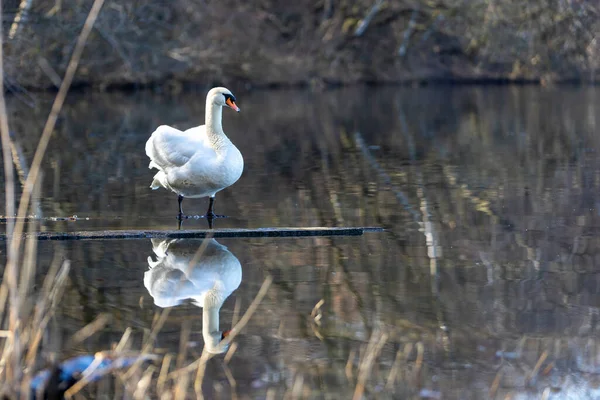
<box><xmin>7</xmin><ymin>76</ymin><xmax>600</xmax><ymax>96</ymax></box>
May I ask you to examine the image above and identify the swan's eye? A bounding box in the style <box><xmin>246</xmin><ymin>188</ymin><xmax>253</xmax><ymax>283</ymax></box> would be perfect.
<box><xmin>223</xmin><ymin>94</ymin><xmax>240</xmax><ymax>112</ymax></box>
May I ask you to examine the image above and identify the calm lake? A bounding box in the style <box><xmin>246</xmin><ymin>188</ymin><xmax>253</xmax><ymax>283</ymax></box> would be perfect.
<box><xmin>3</xmin><ymin>85</ymin><xmax>600</xmax><ymax>399</ymax></box>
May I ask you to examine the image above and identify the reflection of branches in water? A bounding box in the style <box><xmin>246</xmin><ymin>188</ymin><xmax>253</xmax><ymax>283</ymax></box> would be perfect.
<box><xmin>355</xmin><ymin>97</ymin><xmax>582</xmax><ymax>374</ymax></box>
<box><xmin>398</xmin><ymin>108</ymin><xmax>453</xmax><ymax>359</ymax></box>
<box><xmin>354</xmin><ymin>132</ymin><xmax>421</xmax><ymax>225</ymax></box>
<box><xmin>6</xmin><ymin>85</ymin><xmax>600</xmax><ymax>396</ymax></box>
<box><xmin>329</xmin><ymin>244</ymin><xmax>371</xmax><ymax>337</ymax></box>
<box><xmin>168</xmin><ymin>276</ymin><xmax>273</xmax><ymax>400</ymax></box>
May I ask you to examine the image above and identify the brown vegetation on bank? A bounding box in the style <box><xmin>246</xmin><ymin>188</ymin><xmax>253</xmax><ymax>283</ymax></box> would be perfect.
<box><xmin>3</xmin><ymin>0</ymin><xmax>600</xmax><ymax>90</ymax></box>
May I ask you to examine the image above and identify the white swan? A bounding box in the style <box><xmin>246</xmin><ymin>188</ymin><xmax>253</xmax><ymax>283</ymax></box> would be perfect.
<box><xmin>143</xmin><ymin>238</ymin><xmax>242</xmax><ymax>354</ymax></box>
<box><xmin>145</xmin><ymin>87</ymin><xmax>243</xmax><ymax>220</ymax></box>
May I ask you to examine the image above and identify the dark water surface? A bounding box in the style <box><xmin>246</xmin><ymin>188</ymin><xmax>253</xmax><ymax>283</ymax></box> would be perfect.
<box><xmin>3</xmin><ymin>86</ymin><xmax>600</xmax><ymax>398</ymax></box>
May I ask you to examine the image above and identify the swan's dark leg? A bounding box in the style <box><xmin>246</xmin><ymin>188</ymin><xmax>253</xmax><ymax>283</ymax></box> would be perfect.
<box><xmin>206</xmin><ymin>197</ymin><xmax>216</xmax><ymax>219</ymax></box>
<box><xmin>177</xmin><ymin>195</ymin><xmax>184</xmax><ymax>220</ymax></box>
<box><xmin>205</xmin><ymin>197</ymin><xmax>217</xmax><ymax>229</ymax></box>
<box><xmin>204</xmin><ymin>196</ymin><xmax>227</xmax><ymax>229</ymax></box>
<box><xmin>206</xmin><ymin>197</ymin><xmax>227</xmax><ymax>218</ymax></box>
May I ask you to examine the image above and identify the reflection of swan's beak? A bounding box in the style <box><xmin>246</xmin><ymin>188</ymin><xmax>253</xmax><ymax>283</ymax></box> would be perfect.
<box><xmin>221</xmin><ymin>330</ymin><xmax>231</xmax><ymax>339</ymax></box>
<box><xmin>226</xmin><ymin>98</ymin><xmax>240</xmax><ymax>112</ymax></box>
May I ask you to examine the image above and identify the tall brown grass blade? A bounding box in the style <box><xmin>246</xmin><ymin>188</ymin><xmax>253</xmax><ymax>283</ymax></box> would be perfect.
<box><xmin>222</xmin><ymin>363</ymin><xmax>238</xmax><ymax>400</ymax></box>
<box><xmin>193</xmin><ymin>351</ymin><xmax>212</xmax><ymax>400</ymax></box>
<box><xmin>133</xmin><ymin>365</ymin><xmax>156</xmax><ymax>400</ymax></box>
<box><xmin>541</xmin><ymin>387</ymin><xmax>551</xmax><ymax>400</ymax></box>
<box><xmin>0</xmin><ymin>0</ymin><xmax>104</xmax><ymax>391</ymax></box>
<box><xmin>24</xmin><ymin>259</ymin><xmax>70</xmax><ymax>367</ymax></box>
<box><xmin>124</xmin><ymin>307</ymin><xmax>171</xmax><ymax>380</ymax></box>
<box><xmin>9</xmin><ymin>0</ymin><xmax>106</xmax><ymax>288</ymax></box>
<box><xmin>385</xmin><ymin>348</ymin><xmax>403</xmax><ymax>390</ymax></box>
<box><xmin>527</xmin><ymin>350</ymin><xmax>548</xmax><ymax>384</ymax></box>
<box><xmin>19</xmin><ymin>175</ymin><xmax>40</xmax><ymax>300</ymax></box>
<box><xmin>69</xmin><ymin>313</ymin><xmax>112</xmax><ymax>347</ymax></box>
<box><xmin>224</xmin><ymin>341</ymin><xmax>238</xmax><ymax>365</ymax></box>
<box><xmin>231</xmin><ymin>296</ymin><xmax>241</xmax><ymax>327</ymax></box>
<box><xmin>176</xmin><ymin>321</ymin><xmax>191</xmax><ymax>369</ymax></box>
<box><xmin>212</xmin><ymin>274</ymin><xmax>273</xmax><ymax>354</ymax></box>
<box><xmin>63</xmin><ymin>353</ymin><xmax>107</xmax><ymax>398</ymax></box>
<box><xmin>414</xmin><ymin>341</ymin><xmax>424</xmax><ymax>384</ymax></box>
<box><xmin>542</xmin><ymin>362</ymin><xmax>554</xmax><ymax>376</ymax></box>
<box><xmin>115</xmin><ymin>327</ymin><xmax>133</xmax><ymax>353</ymax></box>
<box><xmin>0</xmin><ymin>1</ymin><xmax>15</xmax><ymax>237</ymax></box>
<box><xmin>0</xmin><ymin>0</ymin><xmax>18</xmax><ymax>385</ymax></box>
<box><xmin>186</xmin><ymin>232</ymin><xmax>214</xmax><ymax>273</ymax></box>
<box><xmin>157</xmin><ymin>353</ymin><xmax>173</xmax><ymax>394</ymax></box>
<box><xmin>21</xmin><ymin>260</ymin><xmax>70</xmax><ymax>396</ymax></box>
<box><xmin>174</xmin><ymin>370</ymin><xmax>190</xmax><ymax>400</ymax></box>
<box><xmin>8</xmin><ymin>0</ymin><xmax>33</xmax><ymax>39</ymax></box>
<box><xmin>345</xmin><ymin>347</ymin><xmax>356</xmax><ymax>383</ymax></box>
<box><xmin>353</xmin><ymin>329</ymin><xmax>388</xmax><ymax>400</ymax></box>
<box><xmin>291</xmin><ymin>372</ymin><xmax>305</xmax><ymax>399</ymax></box>
<box><xmin>489</xmin><ymin>366</ymin><xmax>503</xmax><ymax>398</ymax></box>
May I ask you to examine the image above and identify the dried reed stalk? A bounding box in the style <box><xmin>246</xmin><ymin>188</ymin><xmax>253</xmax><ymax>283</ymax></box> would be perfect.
<box><xmin>0</xmin><ymin>0</ymin><xmax>105</xmax><ymax>396</ymax></box>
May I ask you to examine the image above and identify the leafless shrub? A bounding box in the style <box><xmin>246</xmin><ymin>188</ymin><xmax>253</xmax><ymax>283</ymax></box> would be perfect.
<box><xmin>2</xmin><ymin>0</ymin><xmax>599</xmax><ymax>89</ymax></box>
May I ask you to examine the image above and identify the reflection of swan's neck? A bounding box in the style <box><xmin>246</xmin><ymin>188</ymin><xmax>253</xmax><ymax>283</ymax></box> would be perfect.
<box><xmin>203</xmin><ymin>304</ymin><xmax>221</xmax><ymax>336</ymax></box>
<box><xmin>202</xmin><ymin>289</ymin><xmax>223</xmax><ymax>335</ymax></box>
<box><xmin>202</xmin><ymin>290</ymin><xmax>229</xmax><ymax>354</ymax></box>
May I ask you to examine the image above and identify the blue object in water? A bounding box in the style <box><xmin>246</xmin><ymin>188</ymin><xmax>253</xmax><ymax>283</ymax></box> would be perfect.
<box><xmin>30</xmin><ymin>354</ymin><xmax>140</xmax><ymax>399</ymax></box>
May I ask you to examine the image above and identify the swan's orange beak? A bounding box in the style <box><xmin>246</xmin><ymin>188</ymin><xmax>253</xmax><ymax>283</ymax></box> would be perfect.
<box><xmin>221</xmin><ymin>330</ymin><xmax>231</xmax><ymax>339</ymax></box>
<box><xmin>226</xmin><ymin>98</ymin><xmax>240</xmax><ymax>112</ymax></box>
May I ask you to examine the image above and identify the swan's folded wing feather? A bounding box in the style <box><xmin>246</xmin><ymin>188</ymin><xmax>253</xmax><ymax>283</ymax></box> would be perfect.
<box><xmin>146</xmin><ymin>125</ymin><xmax>205</xmax><ymax>170</ymax></box>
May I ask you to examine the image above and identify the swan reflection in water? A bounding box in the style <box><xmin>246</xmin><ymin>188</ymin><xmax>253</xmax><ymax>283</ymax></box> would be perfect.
<box><xmin>144</xmin><ymin>238</ymin><xmax>242</xmax><ymax>354</ymax></box>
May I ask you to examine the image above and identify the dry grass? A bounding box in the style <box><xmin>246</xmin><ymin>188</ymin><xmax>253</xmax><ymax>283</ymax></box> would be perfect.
<box><xmin>0</xmin><ymin>0</ymin><xmax>107</xmax><ymax>396</ymax></box>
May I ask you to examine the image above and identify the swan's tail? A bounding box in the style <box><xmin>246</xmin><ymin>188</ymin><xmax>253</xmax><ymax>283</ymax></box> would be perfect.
<box><xmin>145</xmin><ymin>133</ymin><xmax>162</xmax><ymax>170</ymax></box>
<box><xmin>147</xmin><ymin>256</ymin><xmax>160</xmax><ymax>268</ymax></box>
<box><xmin>150</xmin><ymin>180</ymin><xmax>160</xmax><ymax>190</ymax></box>
<box><xmin>150</xmin><ymin>171</ymin><xmax>166</xmax><ymax>190</ymax></box>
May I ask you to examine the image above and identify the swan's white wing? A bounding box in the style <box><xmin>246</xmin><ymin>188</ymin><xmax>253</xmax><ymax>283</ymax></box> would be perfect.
<box><xmin>146</xmin><ymin>125</ymin><xmax>210</xmax><ymax>170</ymax></box>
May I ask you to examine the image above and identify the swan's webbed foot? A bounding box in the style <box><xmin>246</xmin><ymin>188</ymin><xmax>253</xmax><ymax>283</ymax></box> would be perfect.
<box><xmin>203</xmin><ymin>212</ymin><xmax>227</xmax><ymax>229</ymax></box>
<box><xmin>205</xmin><ymin>212</ymin><xmax>227</xmax><ymax>220</ymax></box>
<box><xmin>205</xmin><ymin>197</ymin><xmax>228</xmax><ymax>220</ymax></box>
<box><xmin>205</xmin><ymin>196</ymin><xmax>228</xmax><ymax>230</ymax></box>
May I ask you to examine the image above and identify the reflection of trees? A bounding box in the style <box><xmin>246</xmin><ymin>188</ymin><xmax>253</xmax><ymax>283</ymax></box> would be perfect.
<box><xmin>4</xmin><ymin>86</ymin><xmax>600</xmax><ymax>397</ymax></box>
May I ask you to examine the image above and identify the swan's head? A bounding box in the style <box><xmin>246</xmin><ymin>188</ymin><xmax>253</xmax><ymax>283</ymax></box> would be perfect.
<box><xmin>208</xmin><ymin>87</ymin><xmax>240</xmax><ymax>112</ymax></box>
<box><xmin>204</xmin><ymin>329</ymin><xmax>231</xmax><ymax>354</ymax></box>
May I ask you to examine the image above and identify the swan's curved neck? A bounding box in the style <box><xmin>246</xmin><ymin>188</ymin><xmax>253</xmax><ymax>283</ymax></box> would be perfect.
<box><xmin>205</xmin><ymin>101</ymin><xmax>227</xmax><ymax>148</ymax></box>
<box><xmin>202</xmin><ymin>301</ymin><xmax>222</xmax><ymax>335</ymax></box>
